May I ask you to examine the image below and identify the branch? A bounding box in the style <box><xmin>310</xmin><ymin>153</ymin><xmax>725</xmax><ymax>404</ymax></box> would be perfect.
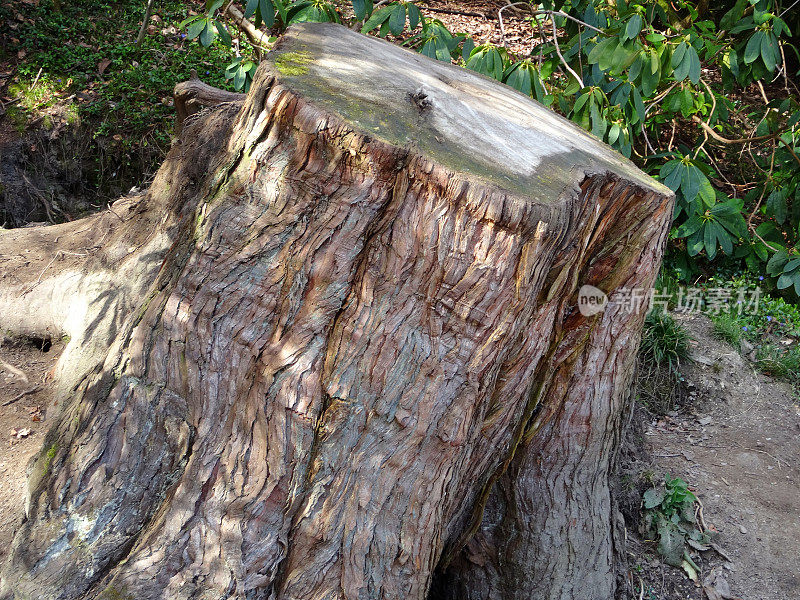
<box><xmin>173</xmin><ymin>74</ymin><xmax>245</xmax><ymax>134</ymax></box>
<box><xmin>225</xmin><ymin>3</ymin><xmax>273</xmax><ymax>49</ymax></box>
<box><xmin>691</xmin><ymin>115</ymin><xmax>794</xmax><ymax>145</ymax></box>
<box><xmin>135</xmin><ymin>0</ymin><xmax>156</xmax><ymax>46</ymax></box>
<box><xmin>550</xmin><ymin>13</ymin><xmax>583</xmax><ymax>87</ymax></box>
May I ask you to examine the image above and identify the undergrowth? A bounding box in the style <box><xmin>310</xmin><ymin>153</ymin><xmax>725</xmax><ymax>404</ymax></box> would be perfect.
<box><xmin>637</xmin><ymin>308</ymin><xmax>692</xmax><ymax>414</ymax></box>
<box><xmin>0</xmin><ymin>0</ymin><xmax>240</xmax><ymax>206</ymax></box>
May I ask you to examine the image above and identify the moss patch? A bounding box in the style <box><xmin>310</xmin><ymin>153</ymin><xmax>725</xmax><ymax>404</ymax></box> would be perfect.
<box><xmin>43</xmin><ymin>443</ymin><xmax>58</xmax><ymax>472</ymax></box>
<box><xmin>275</xmin><ymin>51</ymin><xmax>313</xmax><ymax>76</ymax></box>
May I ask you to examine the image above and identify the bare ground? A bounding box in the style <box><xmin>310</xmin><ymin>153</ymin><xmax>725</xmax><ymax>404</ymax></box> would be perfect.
<box><xmin>621</xmin><ymin>312</ymin><xmax>800</xmax><ymax>600</ymax></box>
<box><xmin>0</xmin><ymin>335</ymin><xmax>62</xmax><ymax>566</ymax></box>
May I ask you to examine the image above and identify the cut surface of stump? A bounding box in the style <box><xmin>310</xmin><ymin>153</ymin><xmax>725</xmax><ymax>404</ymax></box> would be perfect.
<box><xmin>0</xmin><ymin>22</ymin><xmax>672</xmax><ymax>600</ymax></box>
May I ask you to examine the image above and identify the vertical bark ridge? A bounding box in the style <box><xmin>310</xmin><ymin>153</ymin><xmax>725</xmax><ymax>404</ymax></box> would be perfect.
<box><xmin>437</xmin><ymin>179</ymin><xmax>672</xmax><ymax>600</ymax></box>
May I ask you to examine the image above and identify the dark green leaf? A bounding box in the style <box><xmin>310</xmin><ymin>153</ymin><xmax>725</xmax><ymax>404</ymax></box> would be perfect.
<box><xmin>761</xmin><ymin>32</ymin><xmax>778</xmax><ymax>71</ymax></box>
<box><xmin>744</xmin><ymin>31</ymin><xmax>763</xmax><ymax>64</ymax></box>
<box><xmin>625</xmin><ymin>14</ymin><xmax>642</xmax><ymax>41</ymax></box>
<box><xmin>461</xmin><ymin>37</ymin><xmax>475</xmax><ymax>62</ymax></box>
<box><xmin>671</xmin><ymin>42</ymin><xmax>687</xmax><ymax>69</ymax></box>
<box><xmin>352</xmin><ymin>0</ymin><xmax>371</xmax><ymax>21</ymax></box>
<box><xmin>361</xmin><ymin>5</ymin><xmax>392</xmax><ymax>33</ymax></box>
<box><xmin>704</xmin><ymin>222</ymin><xmax>718</xmax><ymax>260</ymax></box>
<box><xmin>199</xmin><ymin>20</ymin><xmax>215</xmax><ymax>46</ymax></box>
<box><xmin>408</xmin><ymin>3</ymin><xmax>421</xmax><ymax>29</ymax></box>
<box><xmin>644</xmin><ymin>488</ymin><xmax>665</xmax><ymax>509</ymax></box>
<box><xmin>388</xmin><ymin>3</ymin><xmax>406</xmax><ymax>36</ymax></box>
<box><xmin>244</xmin><ymin>0</ymin><xmax>259</xmax><ymax>18</ymax></box>
<box><xmin>187</xmin><ymin>18</ymin><xmax>206</xmax><ymax>40</ymax></box>
<box><xmin>214</xmin><ymin>19</ymin><xmax>231</xmax><ymax>46</ymax></box>
<box><xmin>766</xmin><ymin>189</ymin><xmax>787</xmax><ymax>224</ymax></box>
<box><xmin>687</xmin><ymin>45</ymin><xmax>701</xmax><ymax>85</ymax></box>
<box><xmin>260</xmin><ymin>0</ymin><xmax>275</xmax><ymax>27</ymax></box>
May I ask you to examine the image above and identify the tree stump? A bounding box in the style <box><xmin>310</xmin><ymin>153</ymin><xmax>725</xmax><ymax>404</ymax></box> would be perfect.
<box><xmin>0</xmin><ymin>23</ymin><xmax>673</xmax><ymax>600</ymax></box>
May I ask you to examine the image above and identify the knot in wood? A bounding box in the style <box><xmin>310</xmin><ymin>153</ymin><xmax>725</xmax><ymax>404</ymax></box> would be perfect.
<box><xmin>410</xmin><ymin>87</ymin><xmax>432</xmax><ymax>111</ymax></box>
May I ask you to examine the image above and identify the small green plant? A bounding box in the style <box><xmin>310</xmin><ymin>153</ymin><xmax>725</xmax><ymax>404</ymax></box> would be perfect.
<box><xmin>637</xmin><ymin>308</ymin><xmax>691</xmax><ymax>414</ymax></box>
<box><xmin>642</xmin><ymin>475</ymin><xmax>709</xmax><ymax>576</ymax></box>
<box><xmin>755</xmin><ymin>344</ymin><xmax>800</xmax><ymax>377</ymax></box>
<box><xmin>711</xmin><ymin>312</ymin><xmax>744</xmax><ymax>347</ymax></box>
<box><xmin>640</xmin><ymin>309</ymin><xmax>692</xmax><ymax>376</ymax></box>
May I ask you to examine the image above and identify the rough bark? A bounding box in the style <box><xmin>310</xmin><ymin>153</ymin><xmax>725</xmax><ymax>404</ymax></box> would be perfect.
<box><xmin>0</xmin><ymin>23</ymin><xmax>672</xmax><ymax>600</ymax></box>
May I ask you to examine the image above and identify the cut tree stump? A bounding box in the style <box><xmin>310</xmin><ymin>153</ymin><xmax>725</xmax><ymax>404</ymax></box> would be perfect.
<box><xmin>0</xmin><ymin>23</ymin><xmax>673</xmax><ymax>600</ymax></box>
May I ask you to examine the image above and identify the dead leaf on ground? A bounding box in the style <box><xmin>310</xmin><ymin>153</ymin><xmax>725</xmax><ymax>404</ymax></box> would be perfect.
<box><xmin>26</xmin><ymin>405</ymin><xmax>42</xmax><ymax>422</ymax></box>
<box><xmin>10</xmin><ymin>428</ymin><xmax>31</xmax><ymax>440</ymax></box>
<box><xmin>97</xmin><ymin>58</ymin><xmax>112</xmax><ymax>75</ymax></box>
<box><xmin>703</xmin><ymin>568</ymin><xmax>741</xmax><ymax>600</ymax></box>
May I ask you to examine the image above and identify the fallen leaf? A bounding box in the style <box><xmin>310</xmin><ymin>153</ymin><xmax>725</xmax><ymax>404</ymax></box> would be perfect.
<box><xmin>10</xmin><ymin>427</ymin><xmax>31</xmax><ymax>439</ymax></box>
<box><xmin>97</xmin><ymin>58</ymin><xmax>112</xmax><ymax>75</ymax></box>
<box><xmin>703</xmin><ymin>567</ymin><xmax>740</xmax><ymax>600</ymax></box>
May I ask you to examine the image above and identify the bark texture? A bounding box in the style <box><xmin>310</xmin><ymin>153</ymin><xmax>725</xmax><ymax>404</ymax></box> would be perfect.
<box><xmin>0</xmin><ymin>23</ymin><xmax>672</xmax><ymax>600</ymax></box>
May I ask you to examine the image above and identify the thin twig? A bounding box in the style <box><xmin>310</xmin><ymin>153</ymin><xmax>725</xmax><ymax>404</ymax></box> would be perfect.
<box><xmin>531</xmin><ymin>9</ymin><xmax>606</xmax><ymax>34</ymax></box>
<box><xmin>30</xmin><ymin>67</ymin><xmax>43</xmax><ymax>92</ymax></box>
<box><xmin>135</xmin><ymin>0</ymin><xmax>156</xmax><ymax>46</ymax></box>
<box><xmin>550</xmin><ymin>14</ymin><xmax>583</xmax><ymax>87</ymax></box>
<box><xmin>3</xmin><ymin>385</ymin><xmax>42</xmax><ymax>406</ymax></box>
<box><xmin>693</xmin><ymin>79</ymin><xmax>717</xmax><ymax>159</ymax></box>
<box><xmin>225</xmin><ymin>3</ymin><xmax>273</xmax><ymax>50</ymax></box>
<box><xmin>498</xmin><ymin>3</ymin><xmax>528</xmax><ymax>45</ymax></box>
<box><xmin>746</xmin><ymin>141</ymin><xmax>775</xmax><ymax>230</ymax></box>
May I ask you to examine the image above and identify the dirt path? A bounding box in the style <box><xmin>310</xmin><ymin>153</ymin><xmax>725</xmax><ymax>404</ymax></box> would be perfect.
<box><xmin>0</xmin><ymin>336</ymin><xmax>61</xmax><ymax>566</ymax></box>
<box><xmin>639</xmin><ymin>313</ymin><xmax>800</xmax><ymax>599</ymax></box>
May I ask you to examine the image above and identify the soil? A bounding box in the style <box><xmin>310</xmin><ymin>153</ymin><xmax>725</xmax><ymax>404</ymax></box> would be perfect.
<box><xmin>0</xmin><ymin>335</ymin><xmax>62</xmax><ymax>566</ymax></box>
<box><xmin>617</xmin><ymin>312</ymin><xmax>800</xmax><ymax>600</ymax></box>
